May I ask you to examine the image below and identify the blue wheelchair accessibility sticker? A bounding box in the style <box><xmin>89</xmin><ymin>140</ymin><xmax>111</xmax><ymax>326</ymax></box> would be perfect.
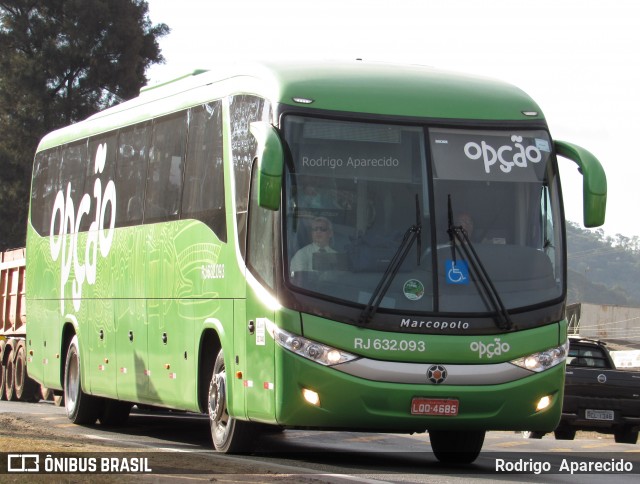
<box><xmin>446</xmin><ymin>260</ymin><xmax>469</xmax><ymax>285</ymax></box>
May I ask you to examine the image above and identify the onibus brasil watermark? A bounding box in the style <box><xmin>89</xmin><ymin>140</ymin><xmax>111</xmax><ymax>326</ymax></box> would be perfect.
<box><xmin>6</xmin><ymin>454</ymin><xmax>151</xmax><ymax>474</ymax></box>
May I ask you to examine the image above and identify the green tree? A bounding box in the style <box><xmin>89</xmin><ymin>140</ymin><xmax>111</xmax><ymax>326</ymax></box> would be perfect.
<box><xmin>0</xmin><ymin>0</ymin><xmax>169</xmax><ymax>249</ymax></box>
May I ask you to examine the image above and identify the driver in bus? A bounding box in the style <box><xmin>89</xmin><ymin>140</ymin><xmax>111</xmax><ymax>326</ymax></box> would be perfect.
<box><xmin>455</xmin><ymin>212</ymin><xmax>474</xmax><ymax>239</ymax></box>
<box><xmin>290</xmin><ymin>217</ymin><xmax>336</xmax><ymax>272</ymax></box>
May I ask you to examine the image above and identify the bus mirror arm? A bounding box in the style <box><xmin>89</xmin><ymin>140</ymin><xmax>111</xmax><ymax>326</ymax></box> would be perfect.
<box><xmin>250</xmin><ymin>122</ymin><xmax>285</xmax><ymax>211</ymax></box>
<box><xmin>554</xmin><ymin>140</ymin><xmax>607</xmax><ymax>228</ymax></box>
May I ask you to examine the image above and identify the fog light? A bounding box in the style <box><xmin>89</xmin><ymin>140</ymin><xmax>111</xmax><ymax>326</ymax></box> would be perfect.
<box><xmin>302</xmin><ymin>388</ymin><xmax>320</xmax><ymax>406</ymax></box>
<box><xmin>536</xmin><ymin>395</ymin><xmax>551</xmax><ymax>411</ymax></box>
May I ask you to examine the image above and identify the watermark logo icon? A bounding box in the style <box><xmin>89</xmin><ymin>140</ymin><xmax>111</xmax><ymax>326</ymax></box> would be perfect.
<box><xmin>7</xmin><ymin>454</ymin><xmax>39</xmax><ymax>472</ymax></box>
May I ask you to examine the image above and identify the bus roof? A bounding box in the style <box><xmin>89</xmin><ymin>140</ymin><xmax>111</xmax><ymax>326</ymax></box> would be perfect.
<box><xmin>37</xmin><ymin>60</ymin><xmax>545</xmax><ymax>150</ymax></box>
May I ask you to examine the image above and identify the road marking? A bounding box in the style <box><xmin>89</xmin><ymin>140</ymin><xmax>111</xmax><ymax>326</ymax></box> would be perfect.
<box><xmin>494</xmin><ymin>441</ymin><xmax>530</xmax><ymax>447</ymax></box>
<box><xmin>581</xmin><ymin>443</ymin><xmax>615</xmax><ymax>449</ymax></box>
<box><xmin>345</xmin><ymin>435</ymin><xmax>388</xmax><ymax>443</ymax></box>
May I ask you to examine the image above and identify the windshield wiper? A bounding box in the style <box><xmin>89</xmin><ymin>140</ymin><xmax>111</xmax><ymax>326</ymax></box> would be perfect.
<box><xmin>447</xmin><ymin>195</ymin><xmax>514</xmax><ymax>331</ymax></box>
<box><xmin>359</xmin><ymin>195</ymin><xmax>421</xmax><ymax>325</ymax></box>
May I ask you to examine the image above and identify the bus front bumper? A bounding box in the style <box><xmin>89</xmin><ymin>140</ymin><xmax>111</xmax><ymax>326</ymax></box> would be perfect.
<box><xmin>273</xmin><ymin>348</ymin><xmax>564</xmax><ymax>433</ymax></box>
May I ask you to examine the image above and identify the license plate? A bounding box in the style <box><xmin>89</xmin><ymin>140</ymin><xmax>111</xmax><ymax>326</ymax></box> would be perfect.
<box><xmin>411</xmin><ymin>398</ymin><xmax>459</xmax><ymax>416</ymax></box>
<box><xmin>585</xmin><ymin>409</ymin><xmax>614</xmax><ymax>421</ymax></box>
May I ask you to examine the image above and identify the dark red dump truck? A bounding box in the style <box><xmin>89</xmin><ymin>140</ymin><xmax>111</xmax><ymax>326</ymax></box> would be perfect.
<box><xmin>1</xmin><ymin>248</ymin><xmax>40</xmax><ymax>401</ymax></box>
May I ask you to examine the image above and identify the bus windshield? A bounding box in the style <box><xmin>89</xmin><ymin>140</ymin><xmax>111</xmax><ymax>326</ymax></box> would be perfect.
<box><xmin>283</xmin><ymin>116</ymin><xmax>563</xmax><ymax>316</ymax></box>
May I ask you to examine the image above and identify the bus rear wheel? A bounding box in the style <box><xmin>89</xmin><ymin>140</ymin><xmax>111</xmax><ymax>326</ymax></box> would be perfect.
<box><xmin>208</xmin><ymin>349</ymin><xmax>255</xmax><ymax>453</ymax></box>
<box><xmin>64</xmin><ymin>335</ymin><xmax>103</xmax><ymax>424</ymax></box>
<box><xmin>429</xmin><ymin>430</ymin><xmax>485</xmax><ymax>464</ymax></box>
<box><xmin>99</xmin><ymin>399</ymin><xmax>132</xmax><ymax>427</ymax></box>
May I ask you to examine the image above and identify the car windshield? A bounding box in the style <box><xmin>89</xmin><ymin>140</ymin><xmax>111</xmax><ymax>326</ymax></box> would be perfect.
<box><xmin>282</xmin><ymin>116</ymin><xmax>563</xmax><ymax>316</ymax></box>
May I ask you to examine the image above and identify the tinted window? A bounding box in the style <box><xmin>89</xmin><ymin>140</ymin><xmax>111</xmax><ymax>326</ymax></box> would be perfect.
<box><xmin>31</xmin><ymin>150</ymin><xmax>53</xmax><ymax>235</ymax></box>
<box><xmin>229</xmin><ymin>95</ymin><xmax>270</xmax><ymax>258</ymax></box>
<box><xmin>145</xmin><ymin>113</ymin><xmax>187</xmax><ymax>224</ymax></box>
<box><xmin>116</xmin><ymin>123</ymin><xmax>150</xmax><ymax>227</ymax></box>
<box><xmin>60</xmin><ymin>141</ymin><xmax>89</xmax><ymax>223</ymax></box>
<box><xmin>248</xmin><ymin>163</ymin><xmax>275</xmax><ymax>288</ymax></box>
<box><xmin>83</xmin><ymin>133</ymin><xmax>117</xmax><ymax>232</ymax></box>
<box><xmin>182</xmin><ymin>102</ymin><xmax>226</xmax><ymax>241</ymax></box>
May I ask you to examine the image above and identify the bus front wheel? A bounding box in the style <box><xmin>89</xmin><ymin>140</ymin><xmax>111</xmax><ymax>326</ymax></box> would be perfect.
<box><xmin>208</xmin><ymin>350</ymin><xmax>254</xmax><ymax>453</ymax></box>
<box><xmin>429</xmin><ymin>430</ymin><xmax>485</xmax><ymax>464</ymax></box>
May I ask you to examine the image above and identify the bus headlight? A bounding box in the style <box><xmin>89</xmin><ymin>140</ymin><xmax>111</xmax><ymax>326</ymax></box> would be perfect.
<box><xmin>272</xmin><ymin>327</ymin><xmax>358</xmax><ymax>366</ymax></box>
<box><xmin>510</xmin><ymin>340</ymin><xmax>569</xmax><ymax>373</ymax></box>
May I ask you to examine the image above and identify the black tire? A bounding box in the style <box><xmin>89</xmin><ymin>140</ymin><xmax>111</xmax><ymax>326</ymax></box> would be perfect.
<box><xmin>40</xmin><ymin>385</ymin><xmax>53</xmax><ymax>401</ymax></box>
<box><xmin>4</xmin><ymin>347</ymin><xmax>16</xmax><ymax>401</ymax></box>
<box><xmin>614</xmin><ymin>428</ymin><xmax>638</xmax><ymax>444</ymax></box>
<box><xmin>14</xmin><ymin>341</ymin><xmax>40</xmax><ymax>402</ymax></box>
<box><xmin>429</xmin><ymin>430</ymin><xmax>485</xmax><ymax>464</ymax></box>
<box><xmin>99</xmin><ymin>399</ymin><xmax>132</xmax><ymax>427</ymax></box>
<box><xmin>208</xmin><ymin>349</ymin><xmax>257</xmax><ymax>453</ymax></box>
<box><xmin>554</xmin><ymin>428</ymin><xmax>576</xmax><ymax>440</ymax></box>
<box><xmin>0</xmin><ymin>340</ymin><xmax>6</xmax><ymax>401</ymax></box>
<box><xmin>53</xmin><ymin>393</ymin><xmax>65</xmax><ymax>407</ymax></box>
<box><xmin>64</xmin><ymin>335</ymin><xmax>103</xmax><ymax>424</ymax></box>
<box><xmin>522</xmin><ymin>430</ymin><xmax>545</xmax><ymax>439</ymax></box>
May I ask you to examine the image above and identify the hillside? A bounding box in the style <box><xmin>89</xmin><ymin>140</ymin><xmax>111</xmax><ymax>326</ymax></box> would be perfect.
<box><xmin>567</xmin><ymin>222</ymin><xmax>640</xmax><ymax>306</ymax></box>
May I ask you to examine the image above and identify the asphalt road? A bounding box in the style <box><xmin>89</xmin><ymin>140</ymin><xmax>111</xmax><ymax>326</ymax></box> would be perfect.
<box><xmin>1</xmin><ymin>399</ymin><xmax>639</xmax><ymax>483</ymax></box>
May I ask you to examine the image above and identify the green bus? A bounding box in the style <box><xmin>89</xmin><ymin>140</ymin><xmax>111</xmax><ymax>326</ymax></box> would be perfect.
<box><xmin>25</xmin><ymin>61</ymin><xmax>606</xmax><ymax>463</ymax></box>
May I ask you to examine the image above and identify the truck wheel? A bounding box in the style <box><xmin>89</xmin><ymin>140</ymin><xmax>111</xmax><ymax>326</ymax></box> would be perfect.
<box><xmin>0</xmin><ymin>340</ymin><xmax>6</xmax><ymax>400</ymax></box>
<box><xmin>40</xmin><ymin>385</ymin><xmax>53</xmax><ymax>401</ymax></box>
<box><xmin>554</xmin><ymin>428</ymin><xmax>576</xmax><ymax>440</ymax></box>
<box><xmin>208</xmin><ymin>349</ymin><xmax>255</xmax><ymax>453</ymax></box>
<box><xmin>522</xmin><ymin>431</ymin><xmax>545</xmax><ymax>439</ymax></box>
<box><xmin>429</xmin><ymin>430</ymin><xmax>485</xmax><ymax>464</ymax></box>
<box><xmin>614</xmin><ymin>428</ymin><xmax>639</xmax><ymax>444</ymax></box>
<box><xmin>13</xmin><ymin>341</ymin><xmax>40</xmax><ymax>402</ymax></box>
<box><xmin>4</xmin><ymin>347</ymin><xmax>17</xmax><ymax>401</ymax></box>
<box><xmin>53</xmin><ymin>393</ymin><xmax>65</xmax><ymax>407</ymax></box>
<box><xmin>64</xmin><ymin>335</ymin><xmax>103</xmax><ymax>424</ymax></box>
<box><xmin>41</xmin><ymin>386</ymin><xmax>65</xmax><ymax>406</ymax></box>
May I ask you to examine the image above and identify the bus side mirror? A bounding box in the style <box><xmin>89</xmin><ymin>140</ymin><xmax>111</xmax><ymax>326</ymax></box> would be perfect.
<box><xmin>250</xmin><ymin>122</ymin><xmax>284</xmax><ymax>211</ymax></box>
<box><xmin>555</xmin><ymin>140</ymin><xmax>607</xmax><ymax>228</ymax></box>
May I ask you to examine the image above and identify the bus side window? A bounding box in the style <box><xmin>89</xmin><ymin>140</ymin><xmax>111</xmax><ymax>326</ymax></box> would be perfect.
<box><xmin>85</xmin><ymin>134</ymin><xmax>117</xmax><ymax>232</ymax></box>
<box><xmin>31</xmin><ymin>149</ymin><xmax>59</xmax><ymax>236</ymax></box>
<box><xmin>60</xmin><ymin>141</ymin><xmax>88</xmax><ymax>233</ymax></box>
<box><xmin>116</xmin><ymin>123</ymin><xmax>150</xmax><ymax>227</ymax></box>
<box><xmin>182</xmin><ymin>101</ymin><xmax>227</xmax><ymax>242</ymax></box>
<box><xmin>229</xmin><ymin>95</ymin><xmax>270</xmax><ymax>259</ymax></box>
<box><xmin>247</xmin><ymin>162</ymin><xmax>275</xmax><ymax>288</ymax></box>
<box><xmin>144</xmin><ymin>112</ymin><xmax>187</xmax><ymax>224</ymax></box>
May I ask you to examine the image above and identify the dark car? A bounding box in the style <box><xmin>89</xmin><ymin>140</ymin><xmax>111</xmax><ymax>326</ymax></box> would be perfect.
<box><xmin>524</xmin><ymin>337</ymin><xmax>640</xmax><ymax>444</ymax></box>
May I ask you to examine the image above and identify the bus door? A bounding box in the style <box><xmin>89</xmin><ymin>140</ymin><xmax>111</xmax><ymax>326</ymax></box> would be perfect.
<box><xmin>237</xmin><ymin>152</ymin><xmax>278</xmax><ymax>422</ymax></box>
<box><xmin>240</xmin><ymin>290</ymin><xmax>276</xmax><ymax>422</ymax></box>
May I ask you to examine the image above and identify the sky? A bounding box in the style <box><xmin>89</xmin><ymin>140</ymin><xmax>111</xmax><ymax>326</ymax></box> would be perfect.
<box><xmin>145</xmin><ymin>0</ymin><xmax>640</xmax><ymax>239</ymax></box>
